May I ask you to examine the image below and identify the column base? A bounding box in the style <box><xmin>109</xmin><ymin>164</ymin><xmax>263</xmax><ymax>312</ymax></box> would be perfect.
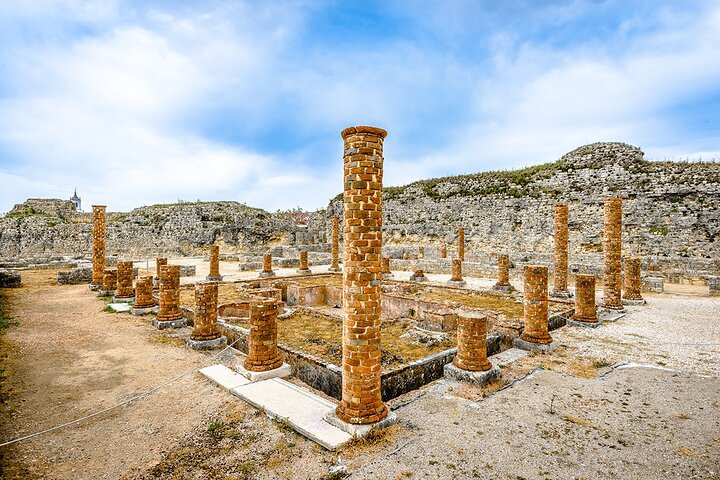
<box><xmin>112</xmin><ymin>296</ymin><xmax>135</xmax><ymax>304</ymax></box>
<box><xmin>514</xmin><ymin>337</ymin><xmax>560</xmax><ymax>352</ymax></box>
<box><xmin>152</xmin><ymin>318</ymin><xmax>187</xmax><ymax>330</ymax></box>
<box><xmin>89</xmin><ymin>283</ymin><xmax>102</xmax><ymax>291</ymax></box>
<box><xmin>206</xmin><ymin>275</ymin><xmax>224</xmax><ymax>282</ymax></box>
<box><xmin>235</xmin><ymin>362</ymin><xmax>291</xmax><ymax>382</ymax></box>
<box><xmin>328</xmin><ymin>267</ymin><xmax>342</xmax><ymax>272</ymax></box>
<box><xmin>622</xmin><ymin>298</ymin><xmax>646</xmax><ymax>305</ymax></box>
<box><xmin>296</xmin><ymin>269</ymin><xmax>312</xmax><ymax>274</ymax></box>
<box><xmin>447</xmin><ymin>279</ymin><xmax>466</xmax><ymax>287</ymax></box>
<box><xmin>323</xmin><ymin>410</ymin><xmax>398</xmax><ymax>438</ymax></box>
<box><xmin>567</xmin><ymin>319</ymin><xmax>602</xmax><ymax>328</ymax></box>
<box><xmin>186</xmin><ymin>335</ymin><xmax>226</xmax><ymax>350</ymax></box>
<box><xmin>382</xmin><ymin>273</ymin><xmax>394</xmax><ymax>279</ymax></box>
<box><xmin>131</xmin><ymin>305</ymin><xmax>159</xmax><ymax>315</ymax></box>
<box><xmin>550</xmin><ymin>290</ymin><xmax>573</xmax><ymax>299</ymax></box>
<box><xmin>602</xmin><ymin>304</ymin><xmax>627</xmax><ymax>313</ymax></box>
<box><xmin>492</xmin><ymin>284</ymin><xmax>513</xmax><ymax>291</ymax></box>
<box><xmin>258</xmin><ymin>271</ymin><xmax>276</xmax><ymax>278</ymax></box>
<box><xmin>444</xmin><ymin>362</ymin><xmax>500</xmax><ymax>386</ymax></box>
<box><xmin>410</xmin><ymin>275</ymin><xmax>428</xmax><ymax>282</ymax></box>
<box><xmin>98</xmin><ymin>289</ymin><xmax>115</xmax><ymax>297</ymax></box>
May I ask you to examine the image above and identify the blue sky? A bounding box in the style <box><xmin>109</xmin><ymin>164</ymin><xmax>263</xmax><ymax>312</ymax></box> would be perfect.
<box><xmin>0</xmin><ymin>0</ymin><xmax>718</xmax><ymax>214</ymax></box>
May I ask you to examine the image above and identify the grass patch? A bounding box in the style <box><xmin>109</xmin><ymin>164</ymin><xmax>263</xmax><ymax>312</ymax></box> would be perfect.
<box><xmin>649</xmin><ymin>226</ymin><xmax>669</xmax><ymax>236</ymax></box>
<box><xmin>102</xmin><ymin>305</ymin><xmax>117</xmax><ymax>313</ymax></box>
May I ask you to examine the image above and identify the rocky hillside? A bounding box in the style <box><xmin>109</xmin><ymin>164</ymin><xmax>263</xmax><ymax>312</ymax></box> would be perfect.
<box><xmin>329</xmin><ymin>142</ymin><xmax>720</xmax><ymax>261</ymax></box>
<box><xmin>0</xmin><ymin>201</ymin><xmax>322</xmax><ymax>259</ymax></box>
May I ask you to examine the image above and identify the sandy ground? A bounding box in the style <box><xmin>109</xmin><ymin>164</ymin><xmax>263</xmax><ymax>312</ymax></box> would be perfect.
<box><xmin>0</xmin><ymin>267</ymin><xmax>718</xmax><ymax>479</ymax></box>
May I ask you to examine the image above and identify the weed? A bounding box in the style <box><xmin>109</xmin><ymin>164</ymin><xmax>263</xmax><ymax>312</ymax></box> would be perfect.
<box><xmin>207</xmin><ymin>420</ymin><xmax>224</xmax><ymax>434</ymax></box>
<box><xmin>102</xmin><ymin>305</ymin><xmax>116</xmax><ymax>313</ymax></box>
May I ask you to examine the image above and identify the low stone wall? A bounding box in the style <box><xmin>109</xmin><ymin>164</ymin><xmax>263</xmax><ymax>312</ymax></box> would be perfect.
<box><xmin>57</xmin><ymin>266</ymin><xmax>92</xmax><ymax>285</ymax></box>
<box><xmin>179</xmin><ymin>265</ymin><xmax>196</xmax><ymax>277</ymax></box>
<box><xmin>0</xmin><ymin>269</ymin><xmax>21</xmax><ymax>288</ymax></box>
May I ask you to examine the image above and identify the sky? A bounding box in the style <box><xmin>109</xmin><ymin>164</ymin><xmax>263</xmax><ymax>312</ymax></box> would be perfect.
<box><xmin>0</xmin><ymin>0</ymin><xmax>719</xmax><ymax>214</ymax></box>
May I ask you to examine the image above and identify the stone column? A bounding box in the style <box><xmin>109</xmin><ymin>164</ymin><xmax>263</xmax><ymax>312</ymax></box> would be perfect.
<box><xmin>297</xmin><ymin>250</ymin><xmax>311</xmax><ymax>274</ymax></box>
<box><xmin>381</xmin><ymin>256</ymin><xmax>393</xmax><ymax>279</ymax></box>
<box><xmin>132</xmin><ymin>276</ymin><xmax>156</xmax><ymax>314</ymax></box>
<box><xmin>515</xmin><ymin>265</ymin><xmax>556</xmax><ymax>350</ymax></box>
<box><xmin>603</xmin><ymin>197</ymin><xmax>624</xmax><ymax>310</ymax></box>
<box><xmin>551</xmin><ymin>204</ymin><xmax>571</xmax><ymax>298</ymax></box>
<box><xmin>259</xmin><ymin>253</ymin><xmax>275</xmax><ymax>277</ymax></box>
<box><xmin>454</xmin><ymin>312</ymin><xmax>491</xmax><ymax>371</ymax></box>
<box><xmin>114</xmin><ymin>261</ymin><xmax>135</xmax><ymax>301</ymax></box>
<box><xmin>336</xmin><ymin>125</ymin><xmax>388</xmax><ymax>425</ymax></box>
<box><xmin>101</xmin><ymin>268</ymin><xmax>117</xmax><ymax>295</ymax></box>
<box><xmin>329</xmin><ymin>216</ymin><xmax>341</xmax><ymax>272</ymax></box>
<box><xmin>448</xmin><ymin>258</ymin><xmax>466</xmax><ymax>286</ymax></box>
<box><xmin>458</xmin><ymin>227</ymin><xmax>465</xmax><ymax>261</ymax></box>
<box><xmin>440</xmin><ymin>244</ymin><xmax>447</xmax><ymax>259</ymax></box>
<box><xmin>207</xmin><ymin>245</ymin><xmax>222</xmax><ymax>281</ymax></box>
<box><xmin>410</xmin><ymin>269</ymin><xmax>428</xmax><ymax>282</ymax></box>
<box><xmin>155</xmin><ymin>265</ymin><xmax>185</xmax><ymax>328</ymax></box>
<box><xmin>493</xmin><ymin>254</ymin><xmax>512</xmax><ymax>291</ymax></box>
<box><xmin>571</xmin><ymin>274</ymin><xmax>598</xmax><ymax>324</ymax></box>
<box><xmin>244</xmin><ymin>298</ymin><xmax>283</xmax><ymax>371</ymax></box>
<box><xmin>622</xmin><ymin>257</ymin><xmax>645</xmax><ymax>304</ymax></box>
<box><xmin>90</xmin><ymin>205</ymin><xmax>107</xmax><ymax>288</ymax></box>
<box><xmin>187</xmin><ymin>283</ymin><xmax>225</xmax><ymax>349</ymax></box>
<box><xmin>155</xmin><ymin>257</ymin><xmax>167</xmax><ymax>288</ymax></box>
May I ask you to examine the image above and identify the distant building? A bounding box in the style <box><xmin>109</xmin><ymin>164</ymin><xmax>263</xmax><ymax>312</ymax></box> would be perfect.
<box><xmin>70</xmin><ymin>188</ymin><xmax>81</xmax><ymax>211</ymax></box>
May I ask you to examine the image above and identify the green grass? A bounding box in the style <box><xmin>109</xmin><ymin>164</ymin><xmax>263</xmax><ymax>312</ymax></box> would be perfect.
<box><xmin>649</xmin><ymin>226</ymin><xmax>669</xmax><ymax>236</ymax></box>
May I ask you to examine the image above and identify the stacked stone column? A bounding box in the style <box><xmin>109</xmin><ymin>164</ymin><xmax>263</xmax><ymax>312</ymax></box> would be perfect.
<box><xmin>623</xmin><ymin>257</ymin><xmax>645</xmax><ymax>304</ymax></box>
<box><xmin>551</xmin><ymin>204</ymin><xmax>571</xmax><ymax>298</ymax></box>
<box><xmin>603</xmin><ymin>198</ymin><xmax>624</xmax><ymax>310</ymax></box>
<box><xmin>493</xmin><ymin>254</ymin><xmax>513</xmax><ymax>291</ymax></box>
<box><xmin>440</xmin><ymin>244</ymin><xmax>447</xmax><ymax>259</ymax></box>
<box><xmin>207</xmin><ymin>245</ymin><xmax>223</xmax><ymax>281</ymax></box>
<box><xmin>458</xmin><ymin>227</ymin><xmax>465</xmax><ymax>261</ymax></box>
<box><xmin>517</xmin><ymin>265</ymin><xmax>555</xmax><ymax>348</ymax></box>
<box><xmin>448</xmin><ymin>258</ymin><xmax>466</xmax><ymax>286</ymax></box>
<box><xmin>244</xmin><ymin>298</ymin><xmax>283</xmax><ymax>371</ymax></box>
<box><xmin>571</xmin><ymin>274</ymin><xmax>598</xmax><ymax>324</ymax></box>
<box><xmin>90</xmin><ymin>205</ymin><xmax>107</xmax><ymax>288</ymax></box>
<box><xmin>297</xmin><ymin>250</ymin><xmax>311</xmax><ymax>274</ymax></box>
<box><xmin>187</xmin><ymin>283</ymin><xmax>225</xmax><ymax>349</ymax></box>
<box><xmin>155</xmin><ymin>265</ymin><xmax>185</xmax><ymax>328</ymax></box>
<box><xmin>259</xmin><ymin>253</ymin><xmax>275</xmax><ymax>277</ymax></box>
<box><xmin>132</xmin><ymin>276</ymin><xmax>156</xmax><ymax>314</ymax></box>
<box><xmin>329</xmin><ymin>216</ymin><xmax>341</xmax><ymax>272</ymax></box>
<box><xmin>101</xmin><ymin>268</ymin><xmax>117</xmax><ymax>295</ymax></box>
<box><xmin>453</xmin><ymin>312</ymin><xmax>492</xmax><ymax>371</ymax></box>
<box><xmin>155</xmin><ymin>257</ymin><xmax>167</xmax><ymax>287</ymax></box>
<box><xmin>114</xmin><ymin>261</ymin><xmax>135</xmax><ymax>301</ymax></box>
<box><xmin>336</xmin><ymin>125</ymin><xmax>388</xmax><ymax>425</ymax></box>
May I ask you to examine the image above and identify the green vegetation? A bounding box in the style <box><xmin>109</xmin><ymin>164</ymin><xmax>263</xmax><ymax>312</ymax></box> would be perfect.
<box><xmin>4</xmin><ymin>207</ymin><xmax>39</xmax><ymax>219</ymax></box>
<box><xmin>649</xmin><ymin>226</ymin><xmax>669</xmax><ymax>236</ymax></box>
<box><xmin>110</xmin><ymin>214</ymin><xmax>128</xmax><ymax>223</ymax></box>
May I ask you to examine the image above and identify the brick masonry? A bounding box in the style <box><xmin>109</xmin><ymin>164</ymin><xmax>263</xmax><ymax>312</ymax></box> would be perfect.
<box><xmin>552</xmin><ymin>204</ymin><xmax>570</xmax><ymax>295</ymax></box>
<box><xmin>262</xmin><ymin>254</ymin><xmax>273</xmax><ymax>274</ymax></box>
<box><xmin>209</xmin><ymin>245</ymin><xmax>220</xmax><ymax>278</ymax></box>
<box><xmin>520</xmin><ymin>265</ymin><xmax>553</xmax><ymax>344</ymax></box>
<box><xmin>603</xmin><ymin>198</ymin><xmax>624</xmax><ymax>310</ymax></box>
<box><xmin>102</xmin><ymin>268</ymin><xmax>117</xmax><ymax>292</ymax></box>
<box><xmin>382</xmin><ymin>256</ymin><xmax>391</xmax><ymax>274</ymax></box>
<box><xmin>335</xmin><ymin>125</ymin><xmax>389</xmax><ymax>425</ymax></box>
<box><xmin>450</xmin><ymin>258</ymin><xmax>464</xmax><ymax>282</ymax></box>
<box><xmin>244</xmin><ymin>298</ymin><xmax>283</xmax><ymax>372</ymax></box>
<box><xmin>458</xmin><ymin>227</ymin><xmax>465</xmax><ymax>261</ymax></box>
<box><xmin>453</xmin><ymin>311</ymin><xmax>492</xmax><ymax>371</ymax></box>
<box><xmin>91</xmin><ymin>205</ymin><xmax>106</xmax><ymax>286</ymax></box>
<box><xmin>298</xmin><ymin>250</ymin><xmax>310</xmax><ymax>272</ymax></box>
<box><xmin>155</xmin><ymin>257</ymin><xmax>167</xmax><ymax>286</ymax></box>
<box><xmin>191</xmin><ymin>283</ymin><xmax>222</xmax><ymax>341</ymax></box>
<box><xmin>157</xmin><ymin>265</ymin><xmax>183</xmax><ymax>322</ymax></box>
<box><xmin>572</xmin><ymin>274</ymin><xmax>598</xmax><ymax>323</ymax></box>
<box><xmin>115</xmin><ymin>261</ymin><xmax>134</xmax><ymax>298</ymax></box>
<box><xmin>133</xmin><ymin>276</ymin><xmax>155</xmax><ymax>309</ymax></box>
<box><xmin>623</xmin><ymin>257</ymin><xmax>644</xmax><ymax>301</ymax></box>
<box><xmin>496</xmin><ymin>254</ymin><xmax>511</xmax><ymax>287</ymax></box>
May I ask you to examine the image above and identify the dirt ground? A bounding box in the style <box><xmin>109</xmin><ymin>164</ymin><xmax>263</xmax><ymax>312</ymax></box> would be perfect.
<box><xmin>1</xmin><ymin>269</ymin><xmax>718</xmax><ymax>479</ymax></box>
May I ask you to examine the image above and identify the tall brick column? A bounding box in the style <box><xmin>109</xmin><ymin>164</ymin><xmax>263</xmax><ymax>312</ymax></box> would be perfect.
<box><xmin>381</xmin><ymin>256</ymin><xmax>393</xmax><ymax>279</ymax></box>
<box><xmin>551</xmin><ymin>204</ymin><xmax>571</xmax><ymax>298</ymax></box>
<box><xmin>244</xmin><ymin>298</ymin><xmax>283</xmax><ymax>371</ymax></box>
<box><xmin>623</xmin><ymin>257</ymin><xmax>645</xmax><ymax>304</ymax></box>
<box><xmin>90</xmin><ymin>205</ymin><xmax>107</xmax><ymax>288</ymax></box>
<box><xmin>329</xmin><ymin>216</ymin><xmax>341</xmax><ymax>272</ymax></box>
<box><xmin>571</xmin><ymin>274</ymin><xmax>598</xmax><ymax>323</ymax></box>
<box><xmin>259</xmin><ymin>253</ymin><xmax>275</xmax><ymax>277</ymax></box>
<box><xmin>155</xmin><ymin>265</ymin><xmax>185</xmax><ymax>328</ymax></box>
<box><xmin>207</xmin><ymin>245</ymin><xmax>222</xmax><ymax>281</ymax></box>
<box><xmin>493</xmin><ymin>254</ymin><xmax>513</xmax><ymax>291</ymax></box>
<box><xmin>448</xmin><ymin>258</ymin><xmax>466</xmax><ymax>286</ymax></box>
<box><xmin>187</xmin><ymin>283</ymin><xmax>226</xmax><ymax>349</ymax></box>
<box><xmin>114</xmin><ymin>261</ymin><xmax>135</xmax><ymax>300</ymax></box>
<box><xmin>101</xmin><ymin>268</ymin><xmax>117</xmax><ymax>294</ymax></box>
<box><xmin>458</xmin><ymin>227</ymin><xmax>465</xmax><ymax>261</ymax></box>
<box><xmin>297</xmin><ymin>250</ymin><xmax>311</xmax><ymax>274</ymax></box>
<box><xmin>336</xmin><ymin>125</ymin><xmax>388</xmax><ymax>425</ymax></box>
<box><xmin>603</xmin><ymin>198</ymin><xmax>624</xmax><ymax>310</ymax></box>
<box><xmin>440</xmin><ymin>244</ymin><xmax>447</xmax><ymax>259</ymax></box>
<box><xmin>132</xmin><ymin>276</ymin><xmax>156</xmax><ymax>314</ymax></box>
<box><xmin>516</xmin><ymin>265</ymin><xmax>555</xmax><ymax>349</ymax></box>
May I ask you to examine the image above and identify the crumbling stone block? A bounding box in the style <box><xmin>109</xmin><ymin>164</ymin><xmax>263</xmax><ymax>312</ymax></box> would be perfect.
<box><xmin>179</xmin><ymin>265</ymin><xmax>196</xmax><ymax>277</ymax></box>
<box><xmin>244</xmin><ymin>297</ymin><xmax>283</xmax><ymax>371</ymax></box>
<box><xmin>335</xmin><ymin>125</ymin><xmax>389</xmax><ymax>426</ymax></box>
<box><xmin>0</xmin><ymin>269</ymin><xmax>21</xmax><ymax>288</ymax></box>
<box><xmin>259</xmin><ymin>253</ymin><xmax>275</xmax><ymax>277</ymax></box>
<box><xmin>603</xmin><ymin>198</ymin><xmax>624</xmax><ymax>310</ymax></box>
<box><xmin>642</xmin><ymin>276</ymin><xmax>664</xmax><ymax>293</ymax></box>
<box><xmin>90</xmin><ymin>205</ymin><xmax>106</xmax><ymax>287</ymax></box>
<box><xmin>708</xmin><ymin>276</ymin><xmax>720</xmax><ymax>297</ymax></box>
<box><xmin>57</xmin><ymin>266</ymin><xmax>91</xmax><ymax>285</ymax></box>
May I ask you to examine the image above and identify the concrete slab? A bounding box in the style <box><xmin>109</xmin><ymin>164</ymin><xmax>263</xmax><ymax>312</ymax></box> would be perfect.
<box><xmin>599</xmin><ymin>310</ymin><xmax>627</xmax><ymax>322</ymax></box>
<box><xmin>444</xmin><ymin>362</ymin><xmax>501</xmax><ymax>386</ymax></box>
<box><xmin>231</xmin><ymin>378</ymin><xmax>352</xmax><ymax>450</ymax></box>
<box><xmin>324</xmin><ymin>410</ymin><xmax>399</xmax><ymax>438</ymax></box>
<box><xmin>199</xmin><ymin>364</ymin><xmax>250</xmax><ymax>390</ymax></box>
<box><xmin>490</xmin><ymin>347</ymin><xmax>529</xmax><ymax>367</ymax></box>
<box><xmin>107</xmin><ymin>303</ymin><xmax>131</xmax><ymax>313</ymax></box>
<box><xmin>567</xmin><ymin>319</ymin><xmax>602</xmax><ymax>328</ymax></box>
<box><xmin>235</xmin><ymin>362</ymin><xmax>292</xmax><ymax>382</ymax></box>
<box><xmin>152</xmin><ymin>318</ymin><xmax>186</xmax><ymax>329</ymax></box>
<box><xmin>131</xmin><ymin>305</ymin><xmax>159</xmax><ymax>315</ymax></box>
<box><xmin>513</xmin><ymin>338</ymin><xmax>560</xmax><ymax>352</ymax></box>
